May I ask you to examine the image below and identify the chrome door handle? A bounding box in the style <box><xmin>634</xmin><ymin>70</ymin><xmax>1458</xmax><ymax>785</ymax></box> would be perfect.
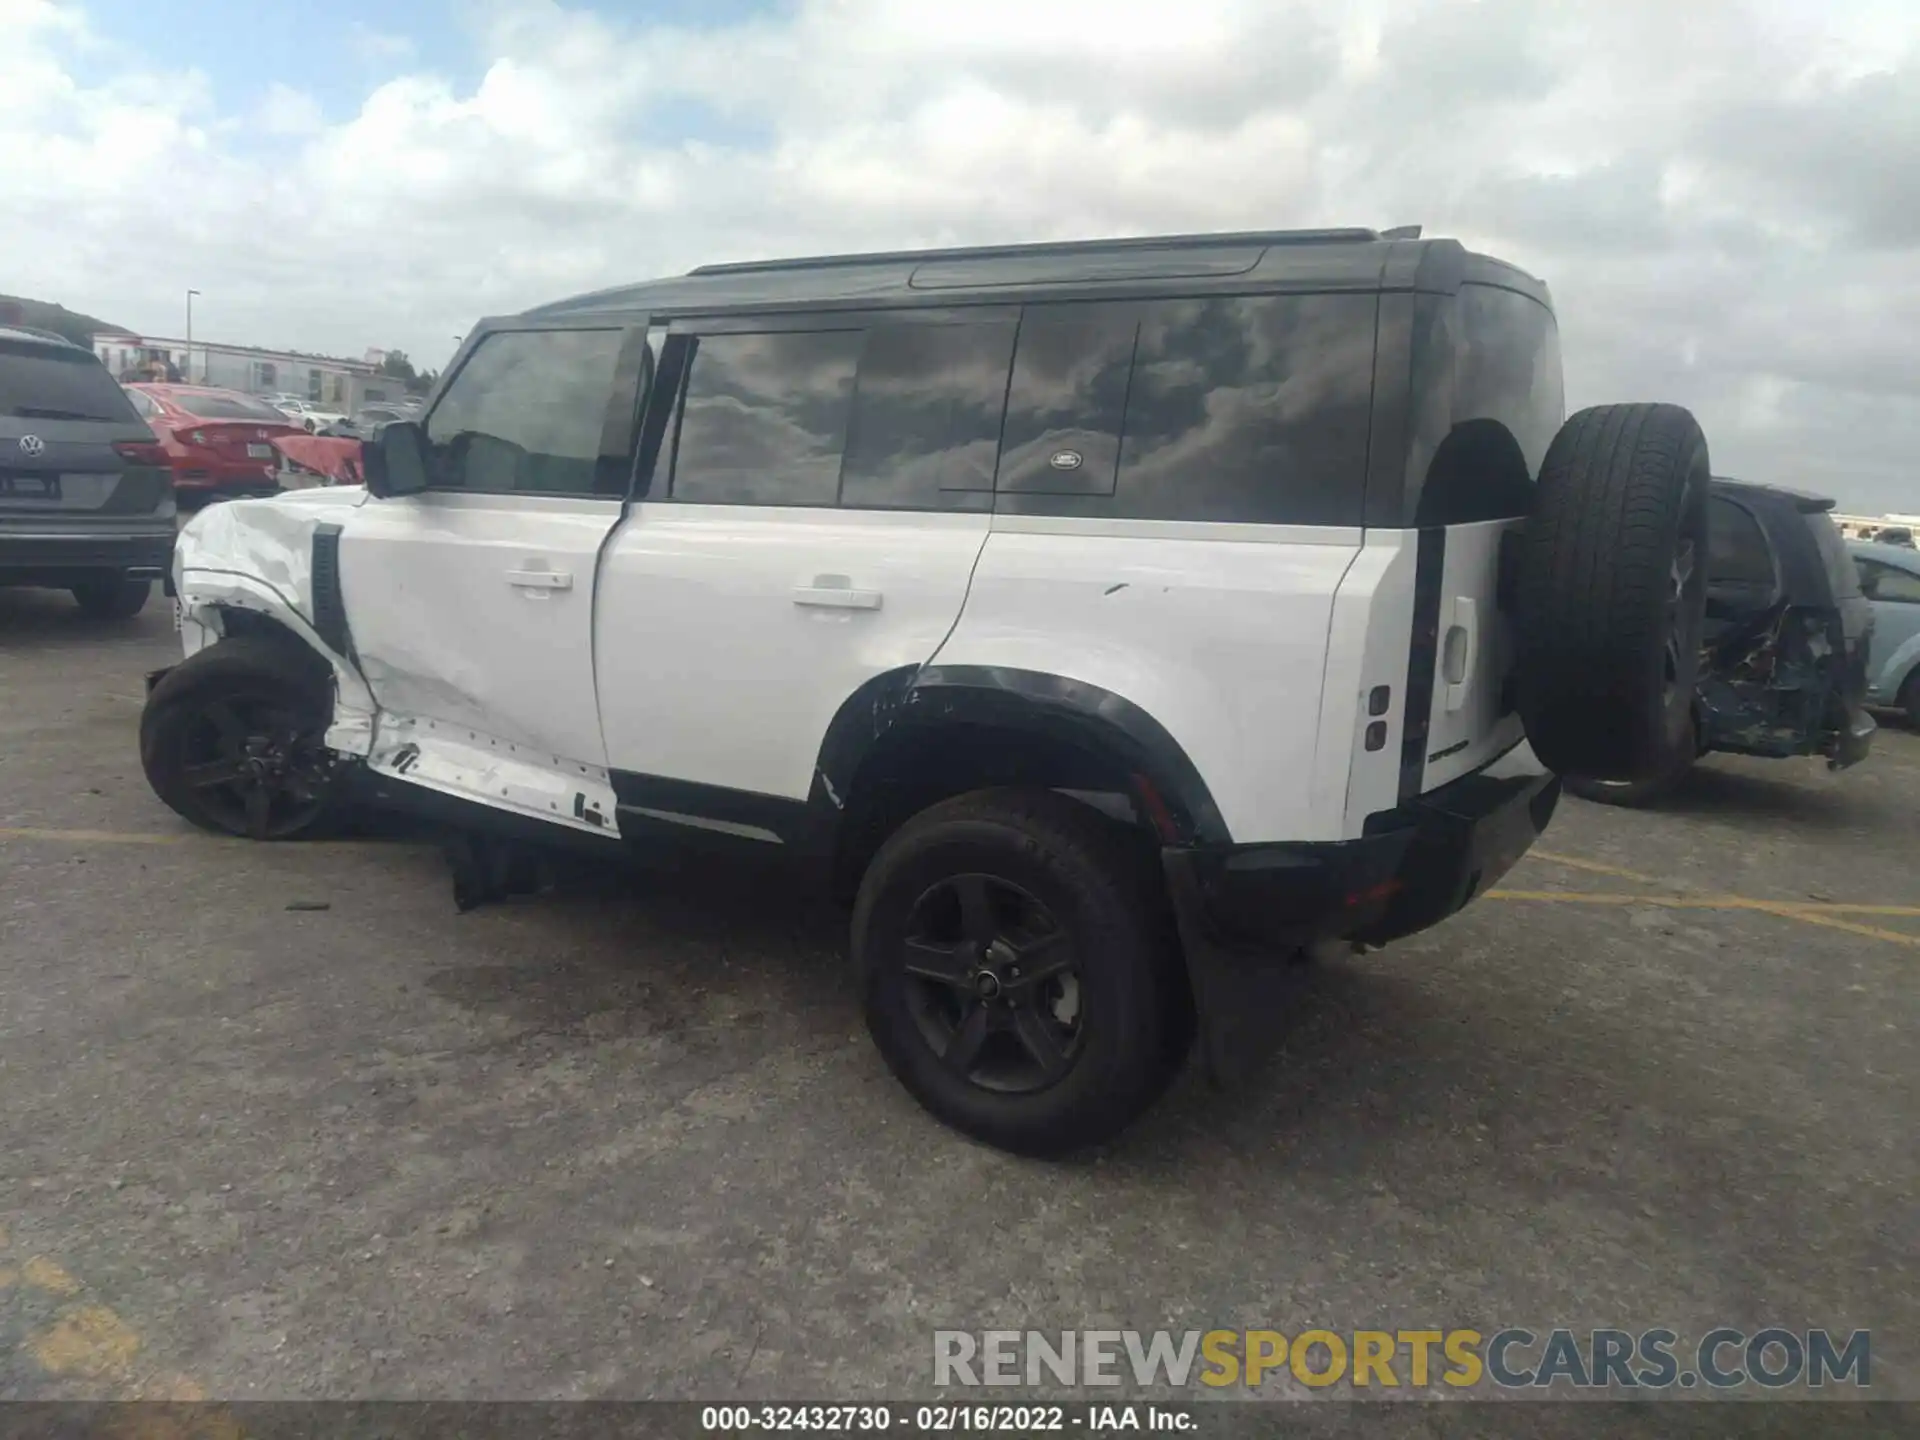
<box><xmin>793</xmin><ymin>581</ymin><xmax>882</xmax><ymax>610</ymax></box>
<box><xmin>507</xmin><ymin>569</ymin><xmax>573</xmax><ymax>591</ymax></box>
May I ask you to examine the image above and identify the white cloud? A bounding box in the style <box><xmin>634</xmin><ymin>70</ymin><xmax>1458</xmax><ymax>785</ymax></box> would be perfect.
<box><xmin>348</xmin><ymin>20</ymin><xmax>416</xmax><ymax>66</ymax></box>
<box><xmin>3</xmin><ymin>0</ymin><xmax>1916</xmax><ymax>510</ymax></box>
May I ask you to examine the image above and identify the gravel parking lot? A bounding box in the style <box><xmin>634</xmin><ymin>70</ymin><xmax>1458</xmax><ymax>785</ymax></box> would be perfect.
<box><xmin>2</xmin><ymin>586</ymin><xmax>1915</xmax><ymax>1405</ymax></box>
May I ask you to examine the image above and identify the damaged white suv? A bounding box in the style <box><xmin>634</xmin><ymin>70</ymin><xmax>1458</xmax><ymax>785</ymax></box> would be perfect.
<box><xmin>143</xmin><ymin>228</ymin><xmax>1710</xmax><ymax>1155</ymax></box>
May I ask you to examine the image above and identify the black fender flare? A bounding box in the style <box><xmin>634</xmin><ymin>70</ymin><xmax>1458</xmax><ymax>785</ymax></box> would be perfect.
<box><xmin>812</xmin><ymin>663</ymin><xmax>1231</xmax><ymax>848</ymax></box>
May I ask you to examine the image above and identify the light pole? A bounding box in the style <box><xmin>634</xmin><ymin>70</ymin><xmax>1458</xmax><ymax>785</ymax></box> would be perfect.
<box><xmin>185</xmin><ymin>288</ymin><xmax>200</xmax><ymax>383</ymax></box>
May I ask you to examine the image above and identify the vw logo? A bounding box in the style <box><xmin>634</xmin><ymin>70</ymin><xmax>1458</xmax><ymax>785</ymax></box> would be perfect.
<box><xmin>18</xmin><ymin>435</ymin><xmax>46</xmax><ymax>458</ymax></box>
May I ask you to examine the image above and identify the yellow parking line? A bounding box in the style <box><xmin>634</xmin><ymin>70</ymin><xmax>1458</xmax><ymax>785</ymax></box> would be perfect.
<box><xmin>1488</xmin><ymin>889</ymin><xmax>1920</xmax><ymax>948</ymax></box>
<box><xmin>1528</xmin><ymin>849</ymin><xmax>1667</xmax><ymax>886</ymax></box>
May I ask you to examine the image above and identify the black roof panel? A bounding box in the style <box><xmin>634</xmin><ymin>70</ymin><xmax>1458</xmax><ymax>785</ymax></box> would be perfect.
<box><xmin>517</xmin><ymin>227</ymin><xmax>1549</xmax><ymax>324</ymax></box>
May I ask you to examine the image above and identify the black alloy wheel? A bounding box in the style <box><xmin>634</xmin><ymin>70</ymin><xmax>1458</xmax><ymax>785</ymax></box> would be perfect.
<box><xmin>899</xmin><ymin>872</ymin><xmax>1084</xmax><ymax>1093</ymax></box>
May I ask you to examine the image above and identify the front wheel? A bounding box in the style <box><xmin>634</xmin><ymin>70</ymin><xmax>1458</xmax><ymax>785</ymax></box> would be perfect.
<box><xmin>854</xmin><ymin>788</ymin><xmax>1188</xmax><ymax>1157</ymax></box>
<box><xmin>140</xmin><ymin>636</ymin><xmax>346</xmax><ymax>839</ymax></box>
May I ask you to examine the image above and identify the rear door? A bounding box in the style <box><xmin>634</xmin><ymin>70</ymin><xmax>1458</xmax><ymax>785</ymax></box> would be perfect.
<box><xmin>339</xmin><ymin>324</ymin><xmax>649</xmax><ymax>789</ymax></box>
<box><xmin>0</xmin><ymin>339</ymin><xmax>169</xmax><ymax>527</ymax></box>
<box><xmin>594</xmin><ymin>314</ymin><xmax>1006</xmax><ymax>821</ymax></box>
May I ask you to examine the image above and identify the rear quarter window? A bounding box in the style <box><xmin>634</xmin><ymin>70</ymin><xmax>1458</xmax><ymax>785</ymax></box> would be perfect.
<box><xmin>0</xmin><ymin>341</ymin><xmax>142</xmax><ymax>423</ymax></box>
<box><xmin>992</xmin><ymin>293</ymin><xmax>1377</xmax><ymax>526</ymax></box>
<box><xmin>1806</xmin><ymin>513</ymin><xmax>1862</xmax><ymax>600</ymax></box>
<box><xmin>1454</xmin><ymin>283</ymin><xmax>1564</xmax><ymax>479</ymax></box>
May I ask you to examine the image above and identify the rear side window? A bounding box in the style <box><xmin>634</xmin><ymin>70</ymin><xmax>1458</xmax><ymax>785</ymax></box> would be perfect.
<box><xmin>839</xmin><ymin>321</ymin><xmax>1016</xmax><ymax>509</ymax></box>
<box><xmin>1707</xmin><ymin>497</ymin><xmax>1777</xmax><ymax>588</ymax></box>
<box><xmin>995</xmin><ymin>305</ymin><xmax>1138</xmax><ymax>498</ymax></box>
<box><xmin>994</xmin><ymin>295</ymin><xmax>1376</xmax><ymax>525</ymax></box>
<box><xmin>0</xmin><ymin>341</ymin><xmax>142</xmax><ymax>423</ymax></box>
<box><xmin>1455</xmin><ymin>284</ymin><xmax>1564</xmax><ymax>479</ymax></box>
<box><xmin>670</xmin><ymin>330</ymin><xmax>863</xmax><ymax>506</ymax></box>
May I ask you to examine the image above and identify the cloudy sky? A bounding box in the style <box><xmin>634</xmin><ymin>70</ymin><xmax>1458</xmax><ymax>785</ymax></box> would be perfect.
<box><xmin>3</xmin><ymin>0</ymin><xmax>1915</xmax><ymax>511</ymax></box>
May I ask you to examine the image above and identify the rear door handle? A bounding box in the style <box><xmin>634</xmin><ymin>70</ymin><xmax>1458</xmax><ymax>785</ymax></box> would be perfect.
<box><xmin>793</xmin><ymin>579</ymin><xmax>882</xmax><ymax>610</ymax></box>
<box><xmin>507</xmin><ymin>569</ymin><xmax>573</xmax><ymax>591</ymax></box>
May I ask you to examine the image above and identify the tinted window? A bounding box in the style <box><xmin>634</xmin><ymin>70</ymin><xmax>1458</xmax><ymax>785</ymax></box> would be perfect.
<box><xmin>1860</xmin><ymin>558</ymin><xmax>1920</xmax><ymax>604</ymax></box>
<box><xmin>1115</xmin><ymin>294</ymin><xmax>1376</xmax><ymax>526</ymax></box>
<box><xmin>1805</xmin><ymin>513</ymin><xmax>1862</xmax><ymax>599</ymax></box>
<box><xmin>671</xmin><ymin>330</ymin><xmax>863</xmax><ymax>506</ymax></box>
<box><xmin>0</xmin><ymin>342</ymin><xmax>141</xmax><ymax>423</ymax></box>
<box><xmin>1456</xmin><ymin>284</ymin><xmax>1564</xmax><ymax>478</ymax></box>
<box><xmin>178</xmin><ymin>392</ymin><xmax>292</xmax><ymax>422</ymax></box>
<box><xmin>1707</xmin><ymin>497</ymin><xmax>1776</xmax><ymax>587</ymax></box>
<box><xmin>840</xmin><ymin>321</ymin><xmax>1015</xmax><ymax>509</ymax></box>
<box><xmin>426</xmin><ymin>329</ymin><xmax>625</xmax><ymax>496</ymax></box>
<box><xmin>995</xmin><ymin>305</ymin><xmax>1137</xmax><ymax>497</ymax></box>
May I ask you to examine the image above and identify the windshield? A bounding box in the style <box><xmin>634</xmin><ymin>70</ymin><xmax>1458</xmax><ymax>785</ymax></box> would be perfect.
<box><xmin>178</xmin><ymin>392</ymin><xmax>296</xmax><ymax>422</ymax></box>
<box><xmin>0</xmin><ymin>341</ymin><xmax>142</xmax><ymax>422</ymax></box>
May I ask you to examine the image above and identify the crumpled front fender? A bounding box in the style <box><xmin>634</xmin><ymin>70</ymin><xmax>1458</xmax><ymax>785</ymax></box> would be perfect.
<box><xmin>172</xmin><ymin>490</ymin><xmax>377</xmax><ymax>755</ymax></box>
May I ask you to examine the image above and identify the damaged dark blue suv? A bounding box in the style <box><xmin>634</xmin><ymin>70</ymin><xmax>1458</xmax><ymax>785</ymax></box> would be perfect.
<box><xmin>1567</xmin><ymin>478</ymin><xmax>1875</xmax><ymax>806</ymax></box>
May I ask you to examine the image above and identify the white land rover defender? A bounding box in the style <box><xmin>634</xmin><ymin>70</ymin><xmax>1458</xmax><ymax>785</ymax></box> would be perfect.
<box><xmin>142</xmin><ymin>227</ymin><xmax>1710</xmax><ymax>1156</ymax></box>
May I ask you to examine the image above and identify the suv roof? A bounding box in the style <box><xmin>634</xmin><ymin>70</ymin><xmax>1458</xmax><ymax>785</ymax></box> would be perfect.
<box><xmin>0</xmin><ymin>324</ymin><xmax>86</xmax><ymax>350</ymax></box>
<box><xmin>521</xmin><ymin>227</ymin><xmax>1550</xmax><ymax>324</ymax></box>
<box><xmin>1712</xmin><ymin>477</ymin><xmax>1837</xmax><ymax>513</ymax></box>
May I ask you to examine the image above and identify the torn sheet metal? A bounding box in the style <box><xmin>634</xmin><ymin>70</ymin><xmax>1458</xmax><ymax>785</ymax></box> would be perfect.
<box><xmin>366</xmin><ymin>714</ymin><xmax>621</xmax><ymax>837</ymax></box>
<box><xmin>1698</xmin><ymin>604</ymin><xmax>1846</xmax><ymax>760</ymax></box>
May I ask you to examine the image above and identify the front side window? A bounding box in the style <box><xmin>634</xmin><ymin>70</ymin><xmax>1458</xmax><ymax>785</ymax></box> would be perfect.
<box><xmin>669</xmin><ymin>330</ymin><xmax>863</xmax><ymax>506</ymax></box>
<box><xmin>425</xmin><ymin>328</ymin><xmax>626</xmax><ymax>496</ymax></box>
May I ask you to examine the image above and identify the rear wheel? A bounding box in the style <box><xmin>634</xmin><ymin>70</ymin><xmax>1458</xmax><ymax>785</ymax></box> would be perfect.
<box><xmin>1514</xmin><ymin>404</ymin><xmax>1710</xmax><ymax>780</ymax></box>
<box><xmin>854</xmin><ymin>788</ymin><xmax>1186</xmax><ymax>1157</ymax></box>
<box><xmin>71</xmin><ymin>576</ymin><xmax>151</xmax><ymax>620</ymax></box>
<box><xmin>140</xmin><ymin>636</ymin><xmax>345</xmax><ymax>840</ymax></box>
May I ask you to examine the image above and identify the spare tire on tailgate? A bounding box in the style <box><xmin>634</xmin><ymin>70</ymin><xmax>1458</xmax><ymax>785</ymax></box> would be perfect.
<box><xmin>1513</xmin><ymin>403</ymin><xmax>1710</xmax><ymax>781</ymax></box>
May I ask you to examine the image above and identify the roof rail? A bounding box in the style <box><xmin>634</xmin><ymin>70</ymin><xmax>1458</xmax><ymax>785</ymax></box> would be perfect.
<box><xmin>688</xmin><ymin>227</ymin><xmax>1384</xmax><ymax>278</ymax></box>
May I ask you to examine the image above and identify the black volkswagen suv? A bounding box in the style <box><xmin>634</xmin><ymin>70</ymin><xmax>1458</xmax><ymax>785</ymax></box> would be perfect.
<box><xmin>0</xmin><ymin>325</ymin><xmax>175</xmax><ymax>618</ymax></box>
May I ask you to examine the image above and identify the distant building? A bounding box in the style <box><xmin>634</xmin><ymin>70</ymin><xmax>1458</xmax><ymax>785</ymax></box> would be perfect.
<box><xmin>92</xmin><ymin>333</ymin><xmax>408</xmax><ymax>412</ymax></box>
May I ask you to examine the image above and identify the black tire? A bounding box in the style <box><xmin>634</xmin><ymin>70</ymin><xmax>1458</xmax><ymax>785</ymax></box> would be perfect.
<box><xmin>1565</xmin><ymin>714</ymin><xmax>1698</xmax><ymax>808</ymax></box>
<box><xmin>140</xmin><ymin>635</ymin><xmax>345</xmax><ymax>840</ymax></box>
<box><xmin>854</xmin><ymin>788</ymin><xmax>1187</xmax><ymax>1157</ymax></box>
<box><xmin>71</xmin><ymin>576</ymin><xmax>151</xmax><ymax>620</ymax></box>
<box><xmin>1901</xmin><ymin>672</ymin><xmax>1920</xmax><ymax>732</ymax></box>
<box><xmin>1514</xmin><ymin>403</ymin><xmax>1710</xmax><ymax>780</ymax></box>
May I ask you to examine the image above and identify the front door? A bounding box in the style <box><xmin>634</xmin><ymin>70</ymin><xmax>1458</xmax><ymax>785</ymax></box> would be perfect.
<box><xmin>339</xmin><ymin>324</ymin><xmax>647</xmax><ymax>829</ymax></box>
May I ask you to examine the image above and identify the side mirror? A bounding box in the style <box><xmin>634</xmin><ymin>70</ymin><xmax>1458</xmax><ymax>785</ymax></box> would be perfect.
<box><xmin>365</xmin><ymin>420</ymin><xmax>428</xmax><ymax>498</ymax></box>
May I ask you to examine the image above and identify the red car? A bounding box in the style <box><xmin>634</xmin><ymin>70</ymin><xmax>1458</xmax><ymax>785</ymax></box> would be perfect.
<box><xmin>123</xmin><ymin>384</ymin><xmax>307</xmax><ymax>500</ymax></box>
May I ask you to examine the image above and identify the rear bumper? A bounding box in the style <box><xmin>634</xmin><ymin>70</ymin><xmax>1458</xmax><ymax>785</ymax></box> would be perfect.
<box><xmin>0</xmin><ymin>526</ymin><xmax>176</xmax><ymax>587</ymax></box>
<box><xmin>1166</xmin><ymin>757</ymin><xmax>1560</xmax><ymax>1083</ymax></box>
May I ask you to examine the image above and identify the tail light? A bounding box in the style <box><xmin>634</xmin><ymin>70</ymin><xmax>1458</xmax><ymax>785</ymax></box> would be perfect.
<box><xmin>113</xmin><ymin>440</ymin><xmax>170</xmax><ymax>467</ymax></box>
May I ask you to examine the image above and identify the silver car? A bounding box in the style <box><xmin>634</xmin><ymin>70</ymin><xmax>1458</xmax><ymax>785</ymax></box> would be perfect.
<box><xmin>1850</xmin><ymin>540</ymin><xmax>1920</xmax><ymax>727</ymax></box>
